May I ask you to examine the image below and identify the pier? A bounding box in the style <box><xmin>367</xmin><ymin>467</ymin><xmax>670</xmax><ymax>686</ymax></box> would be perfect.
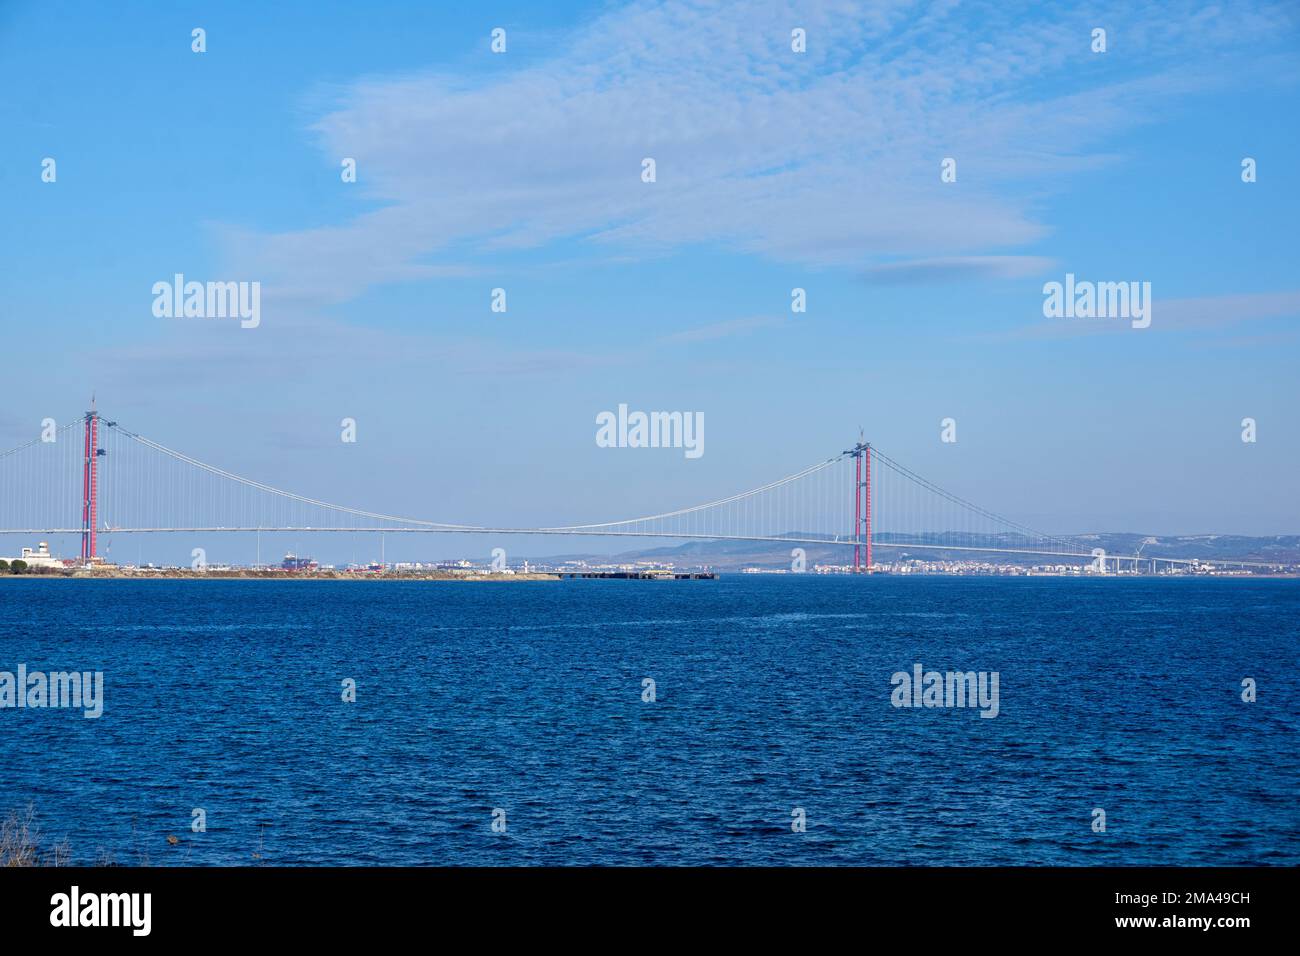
<box><xmin>556</xmin><ymin>570</ymin><xmax>716</xmax><ymax>580</ymax></box>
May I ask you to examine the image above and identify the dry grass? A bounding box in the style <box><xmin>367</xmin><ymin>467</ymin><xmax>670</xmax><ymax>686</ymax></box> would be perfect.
<box><xmin>0</xmin><ymin>805</ymin><xmax>69</xmax><ymax>867</ymax></box>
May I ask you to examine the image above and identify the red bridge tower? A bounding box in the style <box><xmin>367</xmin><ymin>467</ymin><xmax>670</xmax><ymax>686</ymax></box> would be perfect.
<box><xmin>80</xmin><ymin>405</ymin><xmax>100</xmax><ymax>563</ymax></box>
<box><xmin>850</xmin><ymin>435</ymin><xmax>872</xmax><ymax>573</ymax></box>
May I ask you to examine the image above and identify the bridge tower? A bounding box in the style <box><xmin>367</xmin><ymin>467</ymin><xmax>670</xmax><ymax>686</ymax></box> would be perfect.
<box><xmin>850</xmin><ymin>437</ymin><xmax>871</xmax><ymax>573</ymax></box>
<box><xmin>80</xmin><ymin>405</ymin><xmax>100</xmax><ymax>563</ymax></box>
<box><xmin>863</xmin><ymin>441</ymin><xmax>872</xmax><ymax>571</ymax></box>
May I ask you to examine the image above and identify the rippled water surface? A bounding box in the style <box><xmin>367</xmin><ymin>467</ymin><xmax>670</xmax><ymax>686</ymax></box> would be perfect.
<box><xmin>1</xmin><ymin>576</ymin><xmax>1296</xmax><ymax>865</ymax></box>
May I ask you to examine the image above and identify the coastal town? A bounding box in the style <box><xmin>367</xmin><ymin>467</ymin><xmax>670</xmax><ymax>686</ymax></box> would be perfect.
<box><xmin>0</xmin><ymin>540</ymin><xmax>1292</xmax><ymax>578</ymax></box>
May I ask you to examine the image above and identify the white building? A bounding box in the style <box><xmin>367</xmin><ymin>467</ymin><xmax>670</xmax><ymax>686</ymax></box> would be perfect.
<box><xmin>2</xmin><ymin>542</ymin><xmax>64</xmax><ymax>569</ymax></box>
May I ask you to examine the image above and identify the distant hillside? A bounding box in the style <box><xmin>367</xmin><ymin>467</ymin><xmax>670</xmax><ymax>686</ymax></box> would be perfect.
<box><xmin>1066</xmin><ymin>533</ymin><xmax>1300</xmax><ymax>565</ymax></box>
<box><xmin>532</xmin><ymin>533</ymin><xmax>1300</xmax><ymax>570</ymax></box>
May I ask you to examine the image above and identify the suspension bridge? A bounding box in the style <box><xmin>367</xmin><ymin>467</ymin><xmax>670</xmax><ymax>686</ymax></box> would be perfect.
<box><xmin>0</xmin><ymin>407</ymin><xmax>1262</xmax><ymax>571</ymax></box>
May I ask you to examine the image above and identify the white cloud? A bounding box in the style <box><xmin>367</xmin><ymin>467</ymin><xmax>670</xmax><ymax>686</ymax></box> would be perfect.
<box><xmin>1000</xmin><ymin>290</ymin><xmax>1300</xmax><ymax>340</ymax></box>
<box><xmin>219</xmin><ymin>0</ymin><xmax>1294</xmax><ymax>306</ymax></box>
<box><xmin>862</xmin><ymin>256</ymin><xmax>1056</xmax><ymax>284</ymax></box>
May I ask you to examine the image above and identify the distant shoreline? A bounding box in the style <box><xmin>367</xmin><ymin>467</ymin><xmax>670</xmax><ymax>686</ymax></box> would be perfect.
<box><xmin>0</xmin><ymin>570</ymin><xmax>562</xmax><ymax>582</ymax></box>
<box><xmin>2</xmin><ymin>570</ymin><xmax>1297</xmax><ymax>581</ymax></box>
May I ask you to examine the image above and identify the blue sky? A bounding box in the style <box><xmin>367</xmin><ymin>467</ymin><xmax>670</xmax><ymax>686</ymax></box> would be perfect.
<box><xmin>2</xmin><ymin>0</ymin><xmax>1298</xmax><ymax>564</ymax></box>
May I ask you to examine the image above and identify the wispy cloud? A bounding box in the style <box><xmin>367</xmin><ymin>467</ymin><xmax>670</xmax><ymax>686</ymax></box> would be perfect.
<box><xmin>862</xmin><ymin>256</ymin><xmax>1055</xmax><ymax>285</ymax></box>
<box><xmin>1005</xmin><ymin>289</ymin><xmax>1300</xmax><ymax>339</ymax></box>
<box><xmin>98</xmin><ymin>312</ymin><xmax>623</xmax><ymax>390</ymax></box>
<box><xmin>658</xmin><ymin>314</ymin><xmax>784</xmax><ymax>345</ymax></box>
<box><xmin>1155</xmin><ymin>291</ymin><xmax>1300</xmax><ymax>331</ymax></box>
<box><xmin>217</xmin><ymin>0</ymin><xmax>1296</xmax><ymax>308</ymax></box>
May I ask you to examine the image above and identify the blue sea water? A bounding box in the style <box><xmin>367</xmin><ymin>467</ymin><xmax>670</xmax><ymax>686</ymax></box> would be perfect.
<box><xmin>0</xmin><ymin>576</ymin><xmax>1296</xmax><ymax>866</ymax></box>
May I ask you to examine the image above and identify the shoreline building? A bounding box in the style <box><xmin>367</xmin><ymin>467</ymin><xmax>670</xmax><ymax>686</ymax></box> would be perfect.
<box><xmin>1</xmin><ymin>542</ymin><xmax>64</xmax><ymax>569</ymax></box>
